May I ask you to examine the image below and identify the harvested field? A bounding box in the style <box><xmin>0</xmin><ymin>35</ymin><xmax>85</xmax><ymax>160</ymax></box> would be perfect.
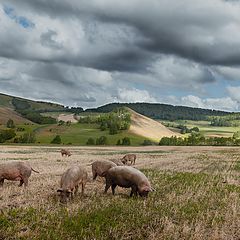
<box><xmin>0</xmin><ymin>146</ymin><xmax>240</xmax><ymax>239</ymax></box>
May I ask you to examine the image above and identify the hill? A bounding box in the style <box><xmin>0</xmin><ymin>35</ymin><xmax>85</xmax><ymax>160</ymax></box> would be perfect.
<box><xmin>86</xmin><ymin>103</ymin><xmax>232</xmax><ymax>121</ymax></box>
<box><xmin>0</xmin><ymin>93</ymin><xmax>65</xmax><ymax>111</ymax></box>
<box><xmin>128</xmin><ymin>108</ymin><xmax>180</xmax><ymax>140</ymax></box>
<box><xmin>0</xmin><ymin>107</ymin><xmax>32</xmax><ymax>125</ymax></box>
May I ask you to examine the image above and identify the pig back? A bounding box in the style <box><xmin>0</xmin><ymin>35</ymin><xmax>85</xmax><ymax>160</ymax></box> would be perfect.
<box><xmin>92</xmin><ymin>160</ymin><xmax>117</xmax><ymax>176</ymax></box>
<box><xmin>107</xmin><ymin>166</ymin><xmax>150</xmax><ymax>188</ymax></box>
<box><xmin>61</xmin><ymin>166</ymin><xmax>87</xmax><ymax>189</ymax></box>
<box><xmin>0</xmin><ymin>161</ymin><xmax>32</xmax><ymax>179</ymax></box>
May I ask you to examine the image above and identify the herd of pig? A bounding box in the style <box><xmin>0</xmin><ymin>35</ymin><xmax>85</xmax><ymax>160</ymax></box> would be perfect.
<box><xmin>0</xmin><ymin>150</ymin><xmax>154</xmax><ymax>203</ymax></box>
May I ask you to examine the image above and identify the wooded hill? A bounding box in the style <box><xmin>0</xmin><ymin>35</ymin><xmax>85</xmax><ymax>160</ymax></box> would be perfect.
<box><xmin>86</xmin><ymin>103</ymin><xmax>233</xmax><ymax>121</ymax></box>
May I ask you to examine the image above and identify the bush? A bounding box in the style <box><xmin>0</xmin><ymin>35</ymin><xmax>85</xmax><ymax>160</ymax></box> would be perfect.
<box><xmin>0</xmin><ymin>129</ymin><xmax>16</xmax><ymax>143</ymax></box>
<box><xmin>86</xmin><ymin>138</ymin><xmax>95</xmax><ymax>145</ymax></box>
<box><xmin>15</xmin><ymin>132</ymin><xmax>36</xmax><ymax>143</ymax></box>
<box><xmin>109</xmin><ymin>123</ymin><xmax>118</xmax><ymax>135</ymax></box>
<box><xmin>96</xmin><ymin>136</ymin><xmax>108</xmax><ymax>145</ymax></box>
<box><xmin>116</xmin><ymin>139</ymin><xmax>122</xmax><ymax>145</ymax></box>
<box><xmin>6</xmin><ymin>119</ymin><xmax>15</xmax><ymax>128</ymax></box>
<box><xmin>51</xmin><ymin>135</ymin><xmax>62</xmax><ymax>144</ymax></box>
<box><xmin>122</xmin><ymin>137</ymin><xmax>131</xmax><ymax>146</ymax></box>
<box><xmin>142</xmin><ymin>139</ymin><xmax>154</xmax><ymax>146</ymax></box>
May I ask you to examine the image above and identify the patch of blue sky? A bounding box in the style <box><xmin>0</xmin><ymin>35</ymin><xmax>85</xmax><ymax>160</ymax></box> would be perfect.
<box><xmin>3</xmin><ymin>5</ymin><xmax>35</xmax><ymax>29</ymax></box>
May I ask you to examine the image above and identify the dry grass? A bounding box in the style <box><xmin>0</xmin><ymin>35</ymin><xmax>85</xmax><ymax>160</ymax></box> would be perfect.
<box><xmin>129</xmin><ymin>109</ymin><xmax>180</xmax><ymax>141</ymax></box>
<box><xmin>0</xmin><ymin>146</ymin><xmax>240</xmax><ymax>239</ymax></box>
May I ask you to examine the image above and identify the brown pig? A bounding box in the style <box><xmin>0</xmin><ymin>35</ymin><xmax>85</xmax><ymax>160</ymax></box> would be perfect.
<box><xmin>0</xmin><ymin>161</ymin><xmax>39</xmax><ymax>187</ymax></box>
<box><xmin>91</xmin><ymin>160</ymin><xmax>117</xmax><ymax>180</ymax></box>
<box><xmin>105</xmin><ymin>166</ymin><xmax>153</xmax><ymax>197</ymax></box>
<box><xmin>109</xmin><ymin>159</ymin><xmax>124</xmax><ymax>166</ymax></box>
<box><xmin>121</xmin><ymin>154</ymin><xmax>136</xmax><ymax>165</ymax></box>
<box><xmin>57</xmin><ymin>166</ymin><xmax>88</xmax><ymax>203</ymax></box>
<box><xmin>60</xmin><ymin>149</ymin><xmax>71</xmax><ymax>157</ymax></box>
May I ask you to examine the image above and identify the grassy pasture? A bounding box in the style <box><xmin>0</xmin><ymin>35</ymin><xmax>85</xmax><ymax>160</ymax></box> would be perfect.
<box><xmin>35</xmin><ymin>123</ymin><xmax>146</xmax><ymax>145</ymax></box>
<box><xmin>0</xmin><ymin>146</ymin><xmax>240</xmax><ymax>239</ymax></box>
<box><xmin>160</xmin><ymin>120</ymin><xmax>240</xmax><ymax>138</ymax></box>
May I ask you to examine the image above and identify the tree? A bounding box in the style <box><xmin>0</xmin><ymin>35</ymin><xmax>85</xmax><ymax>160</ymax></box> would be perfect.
<box><xmin>109</xmin><ymin>122</ymin><xmax>118</xmax><ymax>135</ymax></box>
<box><xmin>17</xmin><ymin>132</ymin><xmax>36</xmax><ymax>143</ymax></box>
<box><xmin>51</xmin><ymin>135</ymin><xmax>62</xmax><ymax>144</ymax></box>
<box><xmin>116</xmin><ymin>139</ymin><xmax>122</xmax><ymax>145</ymax></box>
<box><xmin>0</xmin><ymin>129</ymin><xmax>16</xmax><ymax>143</ymax></box>
<box><xmin>7</xmin><ymin>119</ymin><xmax>15</xmax><ymax>129</ymax></box>
<box><xmin>96</xmin><ymin>136</ymin><xmax>108</xmax><ymax>145</ymax></box>
<box><xmin>233</xmin><ymin>131</ymin><xmax>240</xmax><ymax>139</ymax></box>
<box><xmin>86</xmin><ymin>138</ymin><xmax>95</xmax><ymax>145</ymax></box>
<box><xmin>122</xmin><ymin>137</ymin><xmax>131</xmax><ymax>146</ymax></box>
<box><xmin>142</xmin><ymin>139</ymin><xmax>153</xmax><ymax>146</ymax></box>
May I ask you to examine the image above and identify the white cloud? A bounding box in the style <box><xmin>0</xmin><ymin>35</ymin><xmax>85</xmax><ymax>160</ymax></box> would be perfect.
<box><xmin>177</xmin><ymin>95</ymin><xmax>238</xmax><ymax>111</ymax></box>
<box><xmin>117</xmin><ymin>88</ymin><xmax>156</xmax><ymax>103</ymax></box>
<box><xmin>227</xmin><ymin>86</ymin><xmax>240</xmax><ymax>102</ymax></box>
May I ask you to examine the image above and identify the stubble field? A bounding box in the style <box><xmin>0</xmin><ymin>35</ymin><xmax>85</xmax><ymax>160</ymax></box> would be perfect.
<box><xmin>0</xmin><ymin>145</ymin><xmax>240</xmax><ymax>239</ymax></box>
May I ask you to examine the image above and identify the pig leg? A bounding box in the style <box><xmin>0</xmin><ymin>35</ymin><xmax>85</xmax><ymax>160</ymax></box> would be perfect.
<box><xmin>19</xmin><ymin>179</ymin><xmax>24</xmax><ymax>187</ymax></box>
<box><xmin>111</xmin><ymin>184</ymin><xmax>117</xmax><ymax>195</ymax></box>
<box><xmin>0</xmin><ymin>178</ymin><xmax>4</xmax><ymax>187</ymax></box>
<box><xmin>23</xmin><ymin>177</ymin><xmax>29</xmax><ymax>188</ymax></box>
<box><xmin>81</xmin><ymin>182</ymin><xmax>86</xmax><ymax>195</ymax></box>
<box><xmin>104</xmin><ymin>181</ymin><xmax>111</xmax><ymax>194</ymax></box>
<box><xmin>92</xmin><ymin>171</ymin><xmax>97</xmax><ymax>180</ymax></box>
<box><xmin>130</xmin><ymin>186</ymin><xmax>138</xmax><ymax>197</ymax></box>
<box><xmin>74</xmin><ymin>185</ymin><xmax>79</xmax><ymax>195</ymax></box>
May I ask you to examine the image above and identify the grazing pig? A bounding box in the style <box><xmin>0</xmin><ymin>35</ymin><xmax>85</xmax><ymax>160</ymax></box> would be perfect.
<box><xmin>60</xmin><ymin>149</ymin><xmax>71</xmax><ymax>157</ymax></box>
<box><xmin>57</xmin><ymin>166</ymin><xmax>88</xmax><ymax>203</ymax></box>
<box><xmin>91</xmin><ymin>160</ymin><xmax>117</xmax><ymax>180</ymax></box>
<box><xmin>0</xmin><ymin>161</ymin><xmax>39</xmax><ymax>187</ymax></box>
<box><xmin>109</xmin><ymin>159</ymin><xmax>124</xmax><ymax>166</ymax></box>
<box><xmin>105</xmin><ymin>166</ymin><xmax>153</xmax><ymax>197</ymax></box>
<box><xmin>121</xmin><ymin>154</ymin><xmax>136</xmax><ymax>165</ymax></box>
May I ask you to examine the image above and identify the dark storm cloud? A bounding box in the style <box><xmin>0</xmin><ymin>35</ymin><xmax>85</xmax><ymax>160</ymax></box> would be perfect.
<box><xmin>2</xmin><ymin>0</ymin><xmax>240</xmax><ymax>110</ymax></box>
<box><xmin>4</xmin><ymin>0</ymin><xmax>240</xmax><ymax>69</ymax></box>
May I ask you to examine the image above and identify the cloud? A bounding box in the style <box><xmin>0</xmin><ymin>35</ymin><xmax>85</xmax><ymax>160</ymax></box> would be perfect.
<box><xmin>116</xmin><ymin>88</ymin><xmax>156</xmax><ymax>103</ymax></box>
<box><xmin>4</xmin><ymin>0</ymin><xmax>240</xmax><ymax>68</ymax></box>
<box><xmin>1</xmin><ymin>0</ymin><xmax>240</xmax><ymax>111</ymax></box>
<box><xmin>40</xmin><ymin>30</ymin><xmax>63</xmax><ymax>50</ymax></box>
<box><xmin>178</xmin><ymin>95</ymin><xmax>238</xmax><ymax>111</ymax></box>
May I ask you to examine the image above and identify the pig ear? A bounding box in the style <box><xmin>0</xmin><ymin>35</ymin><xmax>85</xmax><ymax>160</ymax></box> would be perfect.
<box><xmin>57</xmin><ymin>189</ymin><xmax>63</xmax><ymax>193</ymax></box>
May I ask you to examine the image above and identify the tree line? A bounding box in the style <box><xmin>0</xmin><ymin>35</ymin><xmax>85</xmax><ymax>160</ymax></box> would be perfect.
<box><xmin>86</xmin><ymin>103</ymin><xmax>232</xmax><ymax>121</ymax></box>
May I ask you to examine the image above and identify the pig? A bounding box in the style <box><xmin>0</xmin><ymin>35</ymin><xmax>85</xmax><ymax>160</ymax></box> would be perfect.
<box><xmin>109</xmin><ymin>159</ymin><xmax>124</xmax><ymax>166</ymax></box>
<box><xmin>0</xmin><ymin>161</ymin><xmax>39</xmax><ymax>187</ymax></box>
<box><xmin>60</xmin><ymin>149</ymin><xmax>71</xmax><ymax>157</ymax></box>
<box><xmin>57</xmin><ymin>166</ymin><xmax>88</xmax><ymax>203</ymax></box>
<box><xmin>104</xmin><ymin>166</ymin><xmax>153</xmax><ymax>197</ymax></box>
<box><xmin>121</xmin><ymin>154</ymin><xmax>136</xmax><ymax>165</ymax></box>
<box><xmin>91</xmin><ymin>160</ymin><xmax>117</xmax><ymax>180</ymax></box>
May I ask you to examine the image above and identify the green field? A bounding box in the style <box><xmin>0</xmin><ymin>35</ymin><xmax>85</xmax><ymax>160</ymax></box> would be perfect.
<box><xmin>160</xmin><ymin>120</ymin><xmax>240</xmax><ymax>138</ymax></box>
<box><xmin>12</xmin><ymin>123</ymin><xmax>146</xmax><ymax>146</ymax></box>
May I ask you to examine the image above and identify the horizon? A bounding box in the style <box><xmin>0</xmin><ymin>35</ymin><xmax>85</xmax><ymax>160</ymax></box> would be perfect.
<box><xmin>0</xmin><ymin>91</ymin><xmax>234</xmax><ymax>113</ymax></box>
<box><xmin>1</xmin><ymin>1</ymin><xmax>240</xmax><ymax>111</ymax></box>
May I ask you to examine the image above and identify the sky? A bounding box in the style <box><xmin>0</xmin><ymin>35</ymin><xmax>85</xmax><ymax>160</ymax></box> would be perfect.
<box><xmin>1</xmin><ymin>1</ymin><xmax>240</xmax><ymax>111</ymax></box>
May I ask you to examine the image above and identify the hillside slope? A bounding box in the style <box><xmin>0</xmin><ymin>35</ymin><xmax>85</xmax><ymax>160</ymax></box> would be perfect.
<box><xmin>0</xmin><ymin>107</ymin><xmax>32</xmax><ymax>124</ymax></box>
<box><xmin>0</xmin><ymin>93</ymin><xmax>65</xmax><ymax>111</ymax></box>
<box><xmin>129</xmin><ymin>109</ymin><xmax>180</xmax><ymax>140</ymax></box>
